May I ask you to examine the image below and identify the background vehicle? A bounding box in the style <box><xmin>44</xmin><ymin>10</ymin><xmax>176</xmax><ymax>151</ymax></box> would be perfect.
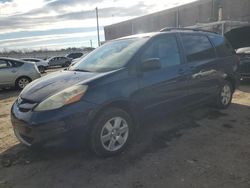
<box><xmin>11</xmin><ymin>29</ymin><xmax>239</xmax><ymax>157</ymax></box>
<box><xmin>22</xmin><ymin>58</ymin><xmax>48</xmax><ymax>73</ymax></box>
<box><xmin>46</xmin><ymin>56</ymin><xmax>72</xmax><ymax>67</ymax></box>
<box><xmin>0</xmin><ymin>57</ymin><xmax>41</xmax><ymax>89</ymax></box>
<box><xmin>237</xmin><ymin>52</ymin><xmax>250</xmax><ymax>79</ymax></box>
<box><xmin>66</xmin><ymin>52</ymin><xmax>83</xmax><ymax>60</ymax></box>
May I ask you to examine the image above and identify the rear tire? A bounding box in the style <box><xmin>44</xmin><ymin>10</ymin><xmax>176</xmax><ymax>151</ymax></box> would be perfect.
<box><xmin>38</xmin><ymin>66</ymin><xmax>45</xmax><ymax>73</ymax></box>
<box><xmin>63</xmin><ymin>62</ymin><xmax>71</xmax><ymax>67</ymax></box>
<box><xmin>216</xmin><ymin>80</ymin><xmax>233</xmax><ymax>109</ymax></box>
<box><xmin>90</xmin><ymin>108</ymin><xmax>134</xmax><ymax>157</ymax></box>
<box><xmin>15</xmin><ymin>77</ymin><xmax>31</xmax><ymax>90</ymax></box>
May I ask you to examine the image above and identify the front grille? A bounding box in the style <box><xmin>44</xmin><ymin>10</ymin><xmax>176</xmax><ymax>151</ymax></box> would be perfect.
<box><xmin>239</xmin><ymin>62</ymin><xmax>250</xmax><ymax>74</ymax></box>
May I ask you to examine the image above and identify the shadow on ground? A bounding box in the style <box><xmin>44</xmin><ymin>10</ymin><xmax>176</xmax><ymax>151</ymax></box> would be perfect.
<box><xmin>0</xmin><ymin>104</ymin><xmax>231</xmax><ymax>168</ymax></box>
<box><xmin>0</xmin><ymin>88</ymin><xmax>20</xmax><ymax>100</ymax></box>
<box><xmin>239</xmin><ymin>80</ymin><xmax>250</xmax><ymax>93</ymax></box>
<box><xmin>1</xmin><ymin>101</ymin><xmax>250</xmax><ymax>188</ymax></box>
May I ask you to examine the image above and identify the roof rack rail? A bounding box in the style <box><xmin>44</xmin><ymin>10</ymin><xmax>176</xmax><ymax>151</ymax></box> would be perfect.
<box><xmin>160</xmin><ymin>27</ymin><xmax>218</xmax><ymax>34</ymax></box>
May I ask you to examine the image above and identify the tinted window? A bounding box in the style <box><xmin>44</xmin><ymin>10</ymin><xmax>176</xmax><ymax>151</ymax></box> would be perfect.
<box><xmin>0</xmin><ymin>60</ymin><xmax>11</xmax><ymax>69</ymax></box>
<box><xmin>11</xmin><ymin>61</ymin><xmax>24</xmax><ymax>67</ymax></box>
<box><xmin>67</xmin><ymin>53</ymin><xmax>83</xmax><ymax>59</ymax></box>
<box><xmin>23</xmin><ymin>58</ymin><xmax>38</xmax><ymax>62</ymax></box>
<box><xmin>209</xmin><ymin>35</ymin><xmax>235</xmax><ymax>57</ymax></box>
<box><xmin>141</xmin><ymin>35</ymin><xmax>181</xmax><ymax>68</ymax></box>
<box><xmin>30</xmin><ymin>59</ymin><xmax>39</xmax><ymax>62</ymax></box>
<box><xmin>181</xmin><ymin>34</ymin><xmax>216</xmax><ymax>62</ymax></box>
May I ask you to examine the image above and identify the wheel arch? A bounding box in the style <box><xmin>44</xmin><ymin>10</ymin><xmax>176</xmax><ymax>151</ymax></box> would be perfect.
<box><xmin>225</xmin><ymin>75</ymin><xmax>236</xmax><ymax>92</ymax></box>
<box><xmin>15</xmin><ymin>75</ymin><xmax>32</xmax><ymax>86</ymax></box>
<box><xmin>89</xmin><ymin>100</ymin><xmax>141</xmax><ymax>129</ymax></box>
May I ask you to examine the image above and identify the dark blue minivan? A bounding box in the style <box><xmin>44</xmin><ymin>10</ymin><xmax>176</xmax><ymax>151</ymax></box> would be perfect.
<box><xmin>11</xmin><ymin>29</ymin><xmax>239</xmax><ymax>156</ymax></box>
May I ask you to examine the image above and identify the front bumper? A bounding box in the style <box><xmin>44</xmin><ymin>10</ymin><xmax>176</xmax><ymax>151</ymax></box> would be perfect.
<box><xmin>11</xmin><ymin>100</ymin><xmax>98</xmax><ymax>146</ymax></box>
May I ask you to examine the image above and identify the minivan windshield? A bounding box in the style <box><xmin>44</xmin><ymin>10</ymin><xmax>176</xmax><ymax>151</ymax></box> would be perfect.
<box><xmin>69</xmin><ymin>38</ymin><xmax>148</xmax><ymax>72</ymax></box>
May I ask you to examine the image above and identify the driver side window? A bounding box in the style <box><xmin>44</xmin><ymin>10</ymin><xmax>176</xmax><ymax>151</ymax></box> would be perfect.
<box><xmin>141</xmin><ymin>35</ymin><xmax>181</xmax><ymax>68</ymax></box>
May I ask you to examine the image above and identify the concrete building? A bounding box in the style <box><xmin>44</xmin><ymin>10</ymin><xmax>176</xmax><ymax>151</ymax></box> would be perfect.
<box><xmin>104</xmin><ymin>0</ymin><xmax>250</xmax><ymax>41</ymax></box>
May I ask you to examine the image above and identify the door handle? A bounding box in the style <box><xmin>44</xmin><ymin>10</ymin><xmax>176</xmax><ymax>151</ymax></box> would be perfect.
<box><xmin>11</xmin><ymin>70</ymin><xmax>17</xmax><ymax>73</ymax></box>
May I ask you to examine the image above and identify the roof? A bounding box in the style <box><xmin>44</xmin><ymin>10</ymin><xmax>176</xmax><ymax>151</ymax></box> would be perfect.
<box><xmin>115</xmin><ymin>32</ymin><xmax>159</xmax><ymax>40</ymax></box>
<box><xmin>0</xmin><ymin>57</ymin><xmax>27</xmax><ymax>62</ymax></box>
<box><xmin>112</xmin><ymin>28</ymin><xmax>221</xmax><ymax>41</ymax></box>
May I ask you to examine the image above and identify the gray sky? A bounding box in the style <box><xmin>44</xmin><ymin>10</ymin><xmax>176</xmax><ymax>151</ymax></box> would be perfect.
<box><xmin>0</xmin><ymin>0</ymin><xmax>197</xmax><ymax>51</ymax></box>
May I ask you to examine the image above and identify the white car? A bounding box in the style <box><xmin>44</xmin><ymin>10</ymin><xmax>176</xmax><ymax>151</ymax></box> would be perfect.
<box><xmin>22</xmin><ymin>58</ymin><xmax>48</xmax><ymax>73</ymax></box>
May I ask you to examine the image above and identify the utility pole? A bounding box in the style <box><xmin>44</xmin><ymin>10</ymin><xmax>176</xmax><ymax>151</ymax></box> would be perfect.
<box><xmin>90</xmin><ymin>40</ymin><xmax>93</xmax><ymax>48</ymax></box>
<box><xmin>95</xmin><ymin>7</ymin><xmax>100</xmax><ymax>47</ymax></box>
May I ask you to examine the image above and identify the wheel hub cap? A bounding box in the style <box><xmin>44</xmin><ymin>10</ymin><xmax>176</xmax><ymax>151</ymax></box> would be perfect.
<box><xmin>100</xmin><ymin>117</ymin><xmax>129</xmax><ymax>152</ymax></box>
<box><xmin>18</xmin><ymin>78</ymin><xmax>29</xmax><ymax>88</ymax></box>
<box><xmin>221</xmin><ymin>85</ymin><xmax>231</xmax><ymax>105</ymax></box>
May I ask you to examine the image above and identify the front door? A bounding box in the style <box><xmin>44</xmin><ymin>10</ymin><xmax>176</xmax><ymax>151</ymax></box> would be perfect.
<box><xmin>135</xmin><ymin>34</ymin><xmax>191</xmax><ymax>116</ymax></box>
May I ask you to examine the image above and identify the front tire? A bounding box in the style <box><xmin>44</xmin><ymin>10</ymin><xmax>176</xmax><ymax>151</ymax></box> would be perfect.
<box><xmin>90</xmin><ymin>108</ymin><xmax>134</xmax><ymax>157</ymax></box>
<box><xmin>216</xmin><ymin>80</ymin><xmax>233</xmax><ymax>109</ymax></box>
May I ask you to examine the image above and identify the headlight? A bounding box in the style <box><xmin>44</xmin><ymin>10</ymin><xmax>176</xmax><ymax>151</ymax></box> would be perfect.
<box><xmin>34</xmin><ymin>85</ymin><xmax>88</xmax><ymax>111</ymax></box>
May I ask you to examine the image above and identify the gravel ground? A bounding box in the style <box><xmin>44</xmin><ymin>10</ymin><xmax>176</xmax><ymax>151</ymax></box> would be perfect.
<box><xmin>0</xmin><ymin>74</ymin><xmax>250</xmax><ymax>188</ymax></box>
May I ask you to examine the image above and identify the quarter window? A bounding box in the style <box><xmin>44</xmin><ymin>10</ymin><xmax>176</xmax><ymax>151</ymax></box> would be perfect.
<box><xmin>181</xmin><ymin>34</ymin><xmax>216</xmax><ymax>63</ymax></box>
<box><xmin>141</xmin><ymin>35</ymin><xmax>181</xmax><ymax>68</ymax></box>
<box><xmin>11</xmin><ymin>61</ymin><xmax>23</xmax><ymax>67</ymax></box>
<box><xmin>209</xmin><ymin>35</ymin><xmax>235</xmax><ymax>57</ymax></box>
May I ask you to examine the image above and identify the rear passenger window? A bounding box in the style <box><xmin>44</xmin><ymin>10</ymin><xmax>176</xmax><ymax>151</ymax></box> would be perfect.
<box><xmin>209</xmin><ymin>35</ymin><xmax>235</xmax><ymax>57</ymax></box>
<box><xmin>0</xmin><ymin>60</ymin><xmax>11</xmax><ymax>69</ymax></box>
<box><xmin>141</xmin><ymin>35</ymin><xmax>181</xmax><ymax>68</ymax></box>
<box><xmin>181</xmin><ymin>34</ymin><xmax>216</xmax><ymax>63</ymax></box>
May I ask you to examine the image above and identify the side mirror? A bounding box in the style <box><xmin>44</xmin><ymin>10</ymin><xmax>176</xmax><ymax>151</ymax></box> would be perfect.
<box><xmin>141</xmin><ymin>58</ymin><xmax>161</xmax><ymax>71</ymax></box>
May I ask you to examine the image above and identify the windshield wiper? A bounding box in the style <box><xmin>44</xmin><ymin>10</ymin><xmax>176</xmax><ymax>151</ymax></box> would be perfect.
<box><xmin>72</xmin><ymin>69</ymin><xmax>91</xmax><ymax>72</ymax></box>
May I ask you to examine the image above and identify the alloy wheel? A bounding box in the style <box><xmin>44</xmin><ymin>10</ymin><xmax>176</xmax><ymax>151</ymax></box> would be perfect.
<box><xmin>221</xmin><ymin>84</ymin><xmax>232</xmax><ymax>106</ymax></box>
<box><xmin>18</xmin><ymin>78</ymin><xmax>30</xmax><ymax>89</ymax></box>
<box><xmin>100</xmin><ymin>117</ymin><xmax>129</xmax><ymax>152</ymax></box>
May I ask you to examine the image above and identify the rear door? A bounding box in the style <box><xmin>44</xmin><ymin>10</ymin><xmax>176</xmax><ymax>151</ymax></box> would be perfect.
<box><xmin>61</xmin><ymin>57</ymin><xmax>68</xmax><ymax>64</ymax></box>
<box><xmin>58</xmin><ymin>57</ymin><xmax>65</xmax><ymax>66</ymax></box>
<box><xmin>180</xmin><ymin>33</ymin><xmax>219</xmax><ymax>102</ymax></box>
<box><xmin>0</xmin><ymin>59</ymin><xmax>18</xmax><ymax>86</ymax></box>
<box><xmin>136</xmin><ymin>34</ymin><xmax>191</xmax><ymax>116</ymax></box>
<box><xmin>49</xmin><ymin>57</ymin><xmax>57</xmax><ymax>66</ymax></box>
<box><xmin>49</xmin><ymin>58</ymin><xmax>54</xmax><ymax>66</ymax></box>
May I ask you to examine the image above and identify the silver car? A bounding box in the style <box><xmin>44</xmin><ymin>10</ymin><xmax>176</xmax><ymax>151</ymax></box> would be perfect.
<box><xmin>0</xmin><ymin>57</ymin><xmax>41</xmax><ymax>89</ymax></box>
<box><xmin>46</xmin><ymin>56</ymin><xmax>72</xmax><ymax>67</ymax></box>
<box><xmin>21</xmin><ymin>58</ymin><xmax>49</xmax><ymax>73</ymax></box>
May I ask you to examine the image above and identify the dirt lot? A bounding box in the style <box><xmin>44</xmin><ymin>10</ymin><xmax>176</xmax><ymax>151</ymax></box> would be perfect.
<box><xmin>0</xmin><ymin>75</ymin><xmax>250</xmax><ymax>188</ymax></box>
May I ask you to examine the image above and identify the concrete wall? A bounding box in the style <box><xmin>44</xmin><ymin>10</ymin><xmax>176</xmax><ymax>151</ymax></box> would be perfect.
<box><xmin>104</xmin><ymin>0</ymin><xmax>250</xmax><ymax>40</ymax></box>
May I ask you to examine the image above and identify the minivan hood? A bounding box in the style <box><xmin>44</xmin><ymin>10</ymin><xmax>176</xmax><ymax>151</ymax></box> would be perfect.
<box><xmin>20</xmin><ymin>70</ymin><xmax>110</xmax><ymax>102</ymax></box>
